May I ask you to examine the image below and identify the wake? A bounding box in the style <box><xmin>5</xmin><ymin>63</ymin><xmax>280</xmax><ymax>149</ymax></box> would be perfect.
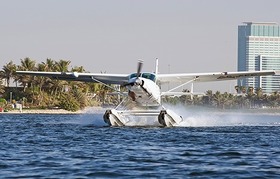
<box><xmin>165</xmin><ymin>104</ymin><xmax>280</xmax><ymax>127</ymax></box>
<box><xmin>69</xmin><ymin>106</ymin><xmax>280</xmax><ymax>127</ymax></box>
<box><xmin>65</xmin><ymin>107</ymin><xmax>107</xmax><ymax>127</ymax></box>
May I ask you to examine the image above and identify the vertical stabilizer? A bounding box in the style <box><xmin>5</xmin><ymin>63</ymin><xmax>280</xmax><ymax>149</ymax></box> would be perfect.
<box><xmin>155</xmin><ymin>58</ymin><xmax>159</xmax><ymax>75</ymax></box>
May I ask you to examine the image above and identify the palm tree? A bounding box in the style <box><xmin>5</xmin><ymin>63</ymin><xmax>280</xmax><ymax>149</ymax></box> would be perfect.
<box><xmin>35</xmin><ymin>63</ymin><xmax>48</xmax><ymax>93</ymax></box>
<box><xmin>72</xmin><ymin>66</ymin><xmax>86</xmax><ymax>73</ymax></box>
<box><xmin>246</xmin><ymin>87</ymin><xmax>255</xmax><ymax>108</ymax></box>
<box><xmin>70</xmin><ymin>66</ymin><xmax>90</xmax><ymax>95</ymax></box>
<box><xmin>202</xmin><ymin>90</ymin><xmax>213</xmax><ymax>106</ymax></box>
<box><xmin>43</xmin><ymin>58</ymin><xmax>56</xmax><ymax>71</ymax></box>
<box><xmin>72</xmin><ymin>85</ymin><xmax>88</xmax><ymax>109</ymax></box>
<box><xmin>16</xmin><ymin>58</ymin><xmax>37</xmax><ymax>105</ymax></box>
<box><xmin>17</xmin><ymin>58</ymin><xmax>37</xmax><ymax>90</ymax></box>
<box><xmin>255</xmin><ymin>88</ymin><xmax>263</xmax><ymax>98</ymax></box>
<box><xmin>1</xmin><ymin>61</ymin><xmax>16</xmax><ymax>87</ymax></box>
<box><xmin>224</xmin><ymin>92</ymin><xmax>236</xmax><ymax>109</ymax></box>
<box><xmin>267</xmin><ymin>91</ymin><xmax>279</xmax><ymax>108</ymax></box>
<box><xmin>19</xmin><ymin>57</ymin><xmax>37</xmax><ymax>71</ymax></box>
<box><xmin>48</xmin><ymin>79</ymin><xmax>67</xmax><ymax>96</ymax></box>
<box><xmin>44</xmin><ymin>60</ymin><xmax>71</xmax><ymax>98</ymax></box>
<box><xmin>40</xmin><ymin>58</ymin><xmax>57</xmax><ymax>94</ymax></box>
<box><xmin>192</xmin><ymin>95</ymin><xmax>202</xmax><ymax>105</ymax></box>
<box><xmin>255</xmin><ymin>88</ymin><xmax>263</xmax><ymax>107</ymax></box>
<box><xmin>213</xmin><ymin>91</ymin><xmax>227</xmax><ymax>109</ymax></box>
<box><xmin>55</xmin><ymin>60</ymin><xmax>71</xmax><ymax>72</ymax></box>
<box><xmin>0</xmin><ymin>78</ymin><xmax>5</xmax><ymax>94</ymax></box>
<box><xmin>43</xmin><ymin>60</ymin><xmax>71</xmax><ymax>97</ymax></box>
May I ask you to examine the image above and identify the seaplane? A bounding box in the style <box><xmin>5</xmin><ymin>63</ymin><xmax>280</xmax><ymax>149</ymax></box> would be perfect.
<box><xmin>16</xmin><ymin>59</ymin><xmax>277</xmax><ymax>127</ymax></box>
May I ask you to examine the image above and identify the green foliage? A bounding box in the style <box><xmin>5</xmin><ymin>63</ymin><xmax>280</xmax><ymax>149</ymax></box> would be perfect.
<box><xmin>71</xmin><ymin>87</ymin><xmax>89</xmax><ymax>109</ymax></box>
<box><xmin>1</xmin><ymin>59</ymin><xmax>280</xmax><ymax>111</ymax></box>
<box><xmin>1</xmin><ymin>61</ymin><xmax>16</xmax><ymax>87</ymax></box>
<box><xmin>0</xmin><ymin>84</ymin><xmax>5</xmax><ymax>94</ymax></box>
<box><xmin>164</xmin><ymin>87</ymin><xmax>280</xmax><ymax>109</ymax></box>
<box><xmin>59</xmin><ymin>92</ymin><xmax>80</xmax><ymax>112</ymax></box>
<box><xmin>0</xmin><ymin>98</ymin><xmax>7</xmax><ymax>107</ymax></box>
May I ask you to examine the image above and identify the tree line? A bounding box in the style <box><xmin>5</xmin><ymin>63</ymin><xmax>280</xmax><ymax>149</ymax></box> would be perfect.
<box><xmin>163</xmin><ymin>89</ymin><xmax>280</xmax><ymax>109</ymax></box>
<box><xmin>0</xmin><ymin>58</ymin><xmax>118</xmax><ymax>111</ymax></box>
<box><xmin>0</xmin><ymin>58</ymin><xmax>280</xmax><ymax>111</ymax></box>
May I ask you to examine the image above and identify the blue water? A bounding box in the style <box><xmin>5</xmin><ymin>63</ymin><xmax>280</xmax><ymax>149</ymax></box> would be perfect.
<box><xmin>1</xmin><ymin>111</ymin><xmax>280</xmax><ymax>178</ymax></box>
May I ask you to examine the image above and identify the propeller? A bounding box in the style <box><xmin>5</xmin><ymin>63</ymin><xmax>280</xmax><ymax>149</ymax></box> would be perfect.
<box><xmin>137</xmin><ymin>60</ymin><xmax>143</xmax><ymax>78</ymax></box>
<box><xmin>122</xmin><ymin>60</ymin><xmax>144</xmax><ymax>87</ymax></box>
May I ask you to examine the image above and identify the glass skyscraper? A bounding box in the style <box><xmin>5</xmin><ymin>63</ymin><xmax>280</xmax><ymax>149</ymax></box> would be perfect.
<box><xmin>238</xmin><ymin>22</ymin><xmax>280</xmax><ymax>93</ymax></box>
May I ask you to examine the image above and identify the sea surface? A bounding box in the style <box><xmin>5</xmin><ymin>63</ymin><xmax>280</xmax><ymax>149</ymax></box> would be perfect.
<box><xmin>1</xmin><ymin>109</ymin><xmax>280</xmax><ymax>178</ymax></box>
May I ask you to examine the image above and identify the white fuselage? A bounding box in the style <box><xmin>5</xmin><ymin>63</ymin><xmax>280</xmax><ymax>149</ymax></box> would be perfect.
<box><xmin>126</xmin><ymin>77</ymin><xmax>161</xmax><ymax>107</ymax></box>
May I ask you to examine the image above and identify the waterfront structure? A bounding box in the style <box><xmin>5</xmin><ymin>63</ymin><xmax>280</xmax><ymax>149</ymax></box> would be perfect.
<box><xmin>238</xmin><ymin>22</ymin><xmax>280</xmax><ymax>93</ymax></box>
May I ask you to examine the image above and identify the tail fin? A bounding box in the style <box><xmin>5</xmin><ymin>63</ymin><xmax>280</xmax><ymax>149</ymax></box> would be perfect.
<box><xmin>155</xmin><ymin>58</ymin><xmax>159</xmax><ymax>75</ymax></box>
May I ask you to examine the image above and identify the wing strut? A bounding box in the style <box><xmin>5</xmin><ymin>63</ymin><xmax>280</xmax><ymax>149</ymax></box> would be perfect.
<box><xmin>161</xmin><ymin>77</ymin><xmax>197</xmax><ymax>96</ymax></box>
<box><xmin>91</xmin><ymin>76</ymin><xmax>127</xmax><ymax>96</ymax></box>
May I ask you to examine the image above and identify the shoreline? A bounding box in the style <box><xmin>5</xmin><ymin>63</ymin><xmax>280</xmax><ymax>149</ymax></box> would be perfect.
<box><xmin>0</xmin><ymin>106</ymin><xmax>279</xmax><ymax>115</ymax></box>
<box><xmin>0</xmin><ymin>107</ymin><xmax>105</xmax><ymax>114</ymax></box>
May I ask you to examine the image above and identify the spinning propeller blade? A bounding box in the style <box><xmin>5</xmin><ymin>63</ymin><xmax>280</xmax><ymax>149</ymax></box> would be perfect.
<box><xmin>137</xmin><ymin>60</ymin><xmax>143</xmax><ymax>78</ymax></box>
<box><xmin>122</xmin><ymin>60</ymin><xmax>144</xmax><ymax>87</ymax></box>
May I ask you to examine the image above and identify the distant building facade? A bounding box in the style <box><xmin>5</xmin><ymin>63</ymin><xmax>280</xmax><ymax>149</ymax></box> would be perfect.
<box><xmin>238</xmin><ymin>22</ymin><xmax>280</xmax><ymax>93</ymax></box>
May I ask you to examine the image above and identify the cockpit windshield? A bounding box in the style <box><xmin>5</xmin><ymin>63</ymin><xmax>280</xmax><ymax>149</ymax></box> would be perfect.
<box><xmin>129</xmin><ymin>73</ymin><xmax>156</xmax><ymax>82</ymax></box>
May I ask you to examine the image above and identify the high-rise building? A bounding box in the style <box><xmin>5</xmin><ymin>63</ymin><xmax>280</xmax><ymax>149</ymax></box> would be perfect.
<box><xmin>238</xmin><ymin>22</ymin><xmax>280</xmax><ymax>93</ymax></box>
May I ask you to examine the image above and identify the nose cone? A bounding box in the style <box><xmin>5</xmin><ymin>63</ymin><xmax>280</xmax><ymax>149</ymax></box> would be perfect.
<box><xmin>127</xmin><ymin>77</ymin><xmax>143</xmax><ymax>86</ymax></box>
<box><xmin>135</xmin><ymin>78</ymin><xmax>143</xmax><ymax>86</ymax></box>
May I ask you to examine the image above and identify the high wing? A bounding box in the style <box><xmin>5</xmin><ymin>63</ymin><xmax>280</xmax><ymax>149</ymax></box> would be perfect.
<box><xmin>16</xmin><ymin>71</ymin><xmax>129</xmax><ymax>85</ymax></box>
<box><xmin>157</xmin><ymin>70</ymin><xmax>277</xmax><ymax>84</ymax></box>
<box><xmin>16</xmin><ymin>70</ymin><xmax>277</xmax><ymax>85</ymax></box>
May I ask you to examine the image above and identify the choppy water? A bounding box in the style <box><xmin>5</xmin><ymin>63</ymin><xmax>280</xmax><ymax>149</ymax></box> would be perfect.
<box><xmin>1</xmin><ymin>110</ymin><xmax>280</xmax><ymax>178</ymax></box>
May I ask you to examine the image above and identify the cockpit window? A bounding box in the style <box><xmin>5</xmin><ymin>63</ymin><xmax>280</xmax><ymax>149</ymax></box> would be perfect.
<box><xmin>142</xmin><ymin>73</ymin><xmax>156</xmax><ymax>82</ymax></box>
<box><xmin>129</xmin><ymin>73</ymin><xmax>156</xmax><ymax>82</ymax></box>
<box><xmin>129</xmin><ymin>73</ymin><xmax>138</xmax><ymax>79</ymax></box>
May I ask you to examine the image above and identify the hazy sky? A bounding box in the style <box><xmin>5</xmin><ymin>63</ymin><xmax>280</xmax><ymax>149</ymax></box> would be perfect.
<box><xmin>1</xmin><ymin>0</ymin><xmax>280</xmax><ymax>92</ymax></box>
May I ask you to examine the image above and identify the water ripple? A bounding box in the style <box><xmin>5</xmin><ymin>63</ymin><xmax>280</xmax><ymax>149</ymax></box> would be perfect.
<box><xmin>0</xmin><ymin>113</ymin><xmax>280</xmax><ymax>178</ymax></box>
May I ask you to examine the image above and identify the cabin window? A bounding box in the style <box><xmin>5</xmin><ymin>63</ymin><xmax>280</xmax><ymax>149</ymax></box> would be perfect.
<box><xmin>129</xmin><ymin>73</ymin><xmax>156</xmax><ymax>82</ymax></box>
<box><xmin>129</xmin><ymin>73</ymin><xmax>138</xmax><ymax>79</ymax></box>
<box><xmin>142</xmin><ymin>73</ymin><xmax>156</xmax><ymax>82</ymax></box>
